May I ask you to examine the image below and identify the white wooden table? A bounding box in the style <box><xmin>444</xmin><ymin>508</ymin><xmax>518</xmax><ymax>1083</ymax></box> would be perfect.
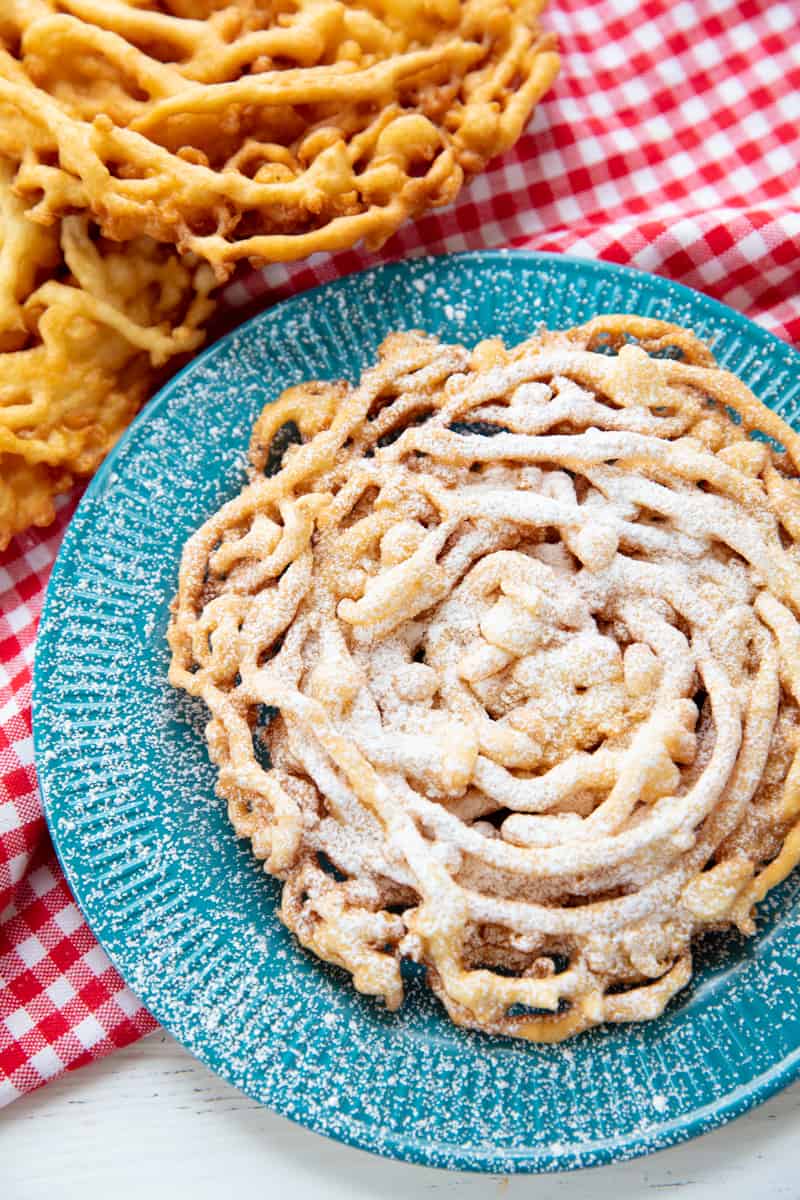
<box><xmin>3</xmin><ymin>1031</ymin><xmax>799</xmax><ymax>1198</ymax></box>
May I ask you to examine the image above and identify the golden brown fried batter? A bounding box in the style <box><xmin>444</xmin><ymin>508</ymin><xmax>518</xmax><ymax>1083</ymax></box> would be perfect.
<box><xmin>0</xmin><ymin>453</ymin><xmax>72</xmax><ymax>543</ymax></box>
<box><xmin>0</xmin><ymin>158</ymin><xmax>215</xmax><ymax>551</ymax></box>
<box><xmin>0</xmin><ymin>0</ymin><xmax>559</xmax><ymax>278</ymax></box>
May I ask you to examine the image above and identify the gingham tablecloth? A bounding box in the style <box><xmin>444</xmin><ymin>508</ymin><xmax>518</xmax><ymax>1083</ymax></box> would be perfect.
<box><xmin>2</xmin><ymin>0</ymin><xmax>799</xmax><ymax>1106</ymax></box>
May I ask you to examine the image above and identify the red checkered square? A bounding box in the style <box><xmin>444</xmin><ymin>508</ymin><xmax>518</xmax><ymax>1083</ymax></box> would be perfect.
<box><xmin>2</xmin><ymin>0</ymin><xmax>799</xmax><ymax>1106</ymax></box>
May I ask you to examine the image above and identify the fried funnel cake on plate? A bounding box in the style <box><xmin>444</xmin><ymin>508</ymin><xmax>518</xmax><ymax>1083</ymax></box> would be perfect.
<box><xmin>169</xmin><ymin>315</ymin><xmax>800</xmax><ymax>1041</ymax></box>
<box><xmin>0</xmin><ymin>0</ymin><xmax>559</xmax><ymax>278</ymax></box>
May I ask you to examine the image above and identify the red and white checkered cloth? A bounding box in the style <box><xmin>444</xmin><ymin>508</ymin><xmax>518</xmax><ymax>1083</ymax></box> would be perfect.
<box><xmin>2</xmin><ymin>0</ymin><xmax>799</xmax><ymax>1106</ymax></box>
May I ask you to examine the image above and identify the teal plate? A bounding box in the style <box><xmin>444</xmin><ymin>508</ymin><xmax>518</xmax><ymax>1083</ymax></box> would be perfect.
<box><xmin>34</xmin><ymin>252</ymin><xmax>800</xmax><ymax>1173</ymax></box>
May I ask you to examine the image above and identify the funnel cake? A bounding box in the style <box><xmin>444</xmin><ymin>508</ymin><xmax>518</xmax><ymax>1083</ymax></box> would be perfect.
<box><xmin>168</xmin><ymin>316</ymin><xmax>800</xmax><ymax>1040</ymax></box>
<box><xmin>0</xmin><ymin>0</ymin><xmax>559</xmax><ymax>278</ymax></box>
<box><xmin>0</xmin><ymin>157</ymin><xmax>215</xmax><ymax>549</ymax></box>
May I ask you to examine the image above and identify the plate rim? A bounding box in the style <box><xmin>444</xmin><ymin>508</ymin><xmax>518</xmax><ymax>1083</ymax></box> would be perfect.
<box><xmin>33</xmin><ymin>249</ymin><xmax>800</xmax><ymax>1173</ymax></box>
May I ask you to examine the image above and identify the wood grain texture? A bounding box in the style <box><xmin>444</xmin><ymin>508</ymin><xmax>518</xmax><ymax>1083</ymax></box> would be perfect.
<box><xmin>3</xmin><ymin>1033</ymin><xmax>800</xmax><ymax>1199</ymax></box>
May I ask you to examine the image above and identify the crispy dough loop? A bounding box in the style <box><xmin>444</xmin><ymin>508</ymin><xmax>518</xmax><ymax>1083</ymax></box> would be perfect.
<box><xmin>169</xmin><ymin>315</ymin><xmax>800</xmax><ymax>1041</ymax></box>
<box><xmin>0</xmin><ymin>0</ymin><xmax>559</xmax><ymax>278</ymax></box>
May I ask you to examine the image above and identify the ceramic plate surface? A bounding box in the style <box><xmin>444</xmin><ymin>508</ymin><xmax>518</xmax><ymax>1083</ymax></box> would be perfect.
<box><xmin>35</xmin><ymin>251</ymin><xmax>800</xmax><ymax>1172</ymax></box>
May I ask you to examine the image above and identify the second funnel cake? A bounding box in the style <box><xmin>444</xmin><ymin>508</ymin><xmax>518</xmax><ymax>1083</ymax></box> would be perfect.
<box><xmin>0</xmin><ymin>0</ymin><xmax>559</xmax><ymax>276</ymax></box>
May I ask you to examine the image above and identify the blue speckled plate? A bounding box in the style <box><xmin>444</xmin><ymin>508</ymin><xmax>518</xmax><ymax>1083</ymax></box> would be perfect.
<box><xmin>34</xmin><ymin>252</ymin><xmax>800</xmax><ymax>1173</ymax></box>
